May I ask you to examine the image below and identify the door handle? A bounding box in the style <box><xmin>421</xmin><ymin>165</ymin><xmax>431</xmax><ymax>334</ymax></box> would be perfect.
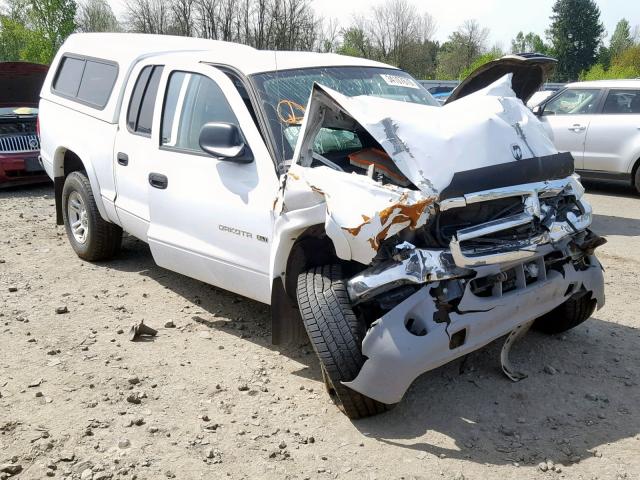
<box><xmin>568</xmin><ymin>124</ymin><xmax>586</xmax><ymax>132</ymax></box>
<box><xmin>117</xmin><ymin>152</ymin><xmax>129</xmax><ymax>166</ymax></box>
<box><xmin>148</xmin><ymin>172</ymin><xmax>168</xmax><ymax>189</ymax></box>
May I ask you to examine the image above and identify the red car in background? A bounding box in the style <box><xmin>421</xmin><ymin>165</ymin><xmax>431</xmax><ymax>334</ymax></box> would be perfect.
<box><xmin>0</xmin><ymin>62</ymin><xmax>49</xmax><ymax>187</ymax></box>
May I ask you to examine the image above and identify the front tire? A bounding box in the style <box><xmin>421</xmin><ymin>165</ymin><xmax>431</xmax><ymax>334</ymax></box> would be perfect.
<box><xmin>296</xmin><ymin>264</ymin><xmax>392</xmax><ymax>419</ymax></box>
<box><xmin>533</xmin><ymin>292</ymin><xmax>596</xmax><ymax>334</ymax></box>
<box><xmin>62</xmin><ymin>171</ymin><xmax>122</xmax><ymax>261</ymax></box>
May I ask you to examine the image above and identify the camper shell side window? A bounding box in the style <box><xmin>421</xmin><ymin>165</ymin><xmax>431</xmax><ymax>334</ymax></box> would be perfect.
<box><xmin>52</xmin><ymin>54</ymin><xmax>119</xmax><ymax>110</ymax></box>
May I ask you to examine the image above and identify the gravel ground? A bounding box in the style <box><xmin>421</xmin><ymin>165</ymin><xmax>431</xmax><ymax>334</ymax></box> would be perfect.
<box><xmin>1</xmin><ymin>180</ymin><xmax>639</xmax><ymax>480</ymax></box>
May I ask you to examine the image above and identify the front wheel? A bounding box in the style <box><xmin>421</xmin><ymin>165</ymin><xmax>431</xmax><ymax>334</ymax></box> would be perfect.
<box><xmin>533</xmin><ymin>292</ymin><xmax>596</xmax><ymax>334</ymax></box>
<box><xmin>62</xmin><ymin>171</ymin><xmax>122</xmax><ymax>261</ymax></box>
<box><xmin>296</xmin><ymin>264</ymin><xmax>393</xmax><ymax>419</ymax></box>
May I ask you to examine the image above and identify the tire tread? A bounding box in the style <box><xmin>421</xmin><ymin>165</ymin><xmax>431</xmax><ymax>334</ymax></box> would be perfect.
<box><xmin>297</xmin><ymin>264</ymin><xmax>391</xmax><ymax>419</ymax></box>
<box><xmin>62</xmin><ymin>171</ymin><xmax>122</xmax><ymax>261</ymax></box>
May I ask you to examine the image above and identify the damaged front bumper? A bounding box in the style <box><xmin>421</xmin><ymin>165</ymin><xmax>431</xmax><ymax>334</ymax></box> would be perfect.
<box><xmin>343</xmin><ymin>176</ymin><xmax>604</xmax><ymax>405</ymax></box>
<box><xmin>344</xmin><ymin>249</ymin><xmax>605</xmax><ymax>405</ymax></box>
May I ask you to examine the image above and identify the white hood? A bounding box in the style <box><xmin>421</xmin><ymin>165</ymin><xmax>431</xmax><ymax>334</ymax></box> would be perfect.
<box><xmin>291</xmin><ymin>73</ymin><xmax>558</xmax><ymax>197</ymax></box>
<box><xmin>277</xmin><ymin>74</ymin><xmax>569</xmax><ymax>265</ymax></box>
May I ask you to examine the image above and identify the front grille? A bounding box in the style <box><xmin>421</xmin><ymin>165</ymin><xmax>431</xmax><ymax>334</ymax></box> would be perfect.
<box><xmin>0</xmin><ymin>134</ymin><xmax>40</xmax><ymax>153</ymax></box>
<box><xmin>439</xmin><ymin>196</ymin><xmax>526</xmax><ymax>243</ymax></box>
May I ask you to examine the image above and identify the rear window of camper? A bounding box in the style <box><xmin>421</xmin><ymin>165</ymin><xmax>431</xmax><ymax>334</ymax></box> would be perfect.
<box><xmin>53</xmin><ymin>55</ymin><xmax>118</xmax><ymax>109</ymax></box>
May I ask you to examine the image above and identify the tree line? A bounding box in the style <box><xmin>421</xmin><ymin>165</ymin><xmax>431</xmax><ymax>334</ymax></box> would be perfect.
<box><xmin>0</xmin><ymin>0</ymin><xmax>638</xmax><ymax>81</ymax></box>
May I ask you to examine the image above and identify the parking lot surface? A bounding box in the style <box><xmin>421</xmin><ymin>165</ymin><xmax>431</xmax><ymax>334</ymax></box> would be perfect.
<box><xmin>1</xmin><ymin>180</ymin><xmax>639</xmax><ymax>479</ymax></box>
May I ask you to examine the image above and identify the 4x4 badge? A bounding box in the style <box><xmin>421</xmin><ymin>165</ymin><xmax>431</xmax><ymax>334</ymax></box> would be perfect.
<box><xmin>511</xmin><ymin>144</ymin><xmax>523</xmax><ymax>160</ymax></box>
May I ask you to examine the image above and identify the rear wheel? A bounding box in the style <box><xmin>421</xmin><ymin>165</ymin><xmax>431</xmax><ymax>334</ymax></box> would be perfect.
<box><xmin>533</xmin><ymin>293</ymin><xmax>596</xmax><ymax>334</ymax></box>
<box><xmin>296</xmin><ymin>264</ymin><xmax>393</xmax><ymax>419</ymax></box>
<box><xmin>634</xmin><ymin>166</ymin><xmax>640</xmax><ymax>195</ymax></box>
<box><xmin>62</xmin><ymin>171</ymin><xmax>122</xmax><ymax>261</ymax></box>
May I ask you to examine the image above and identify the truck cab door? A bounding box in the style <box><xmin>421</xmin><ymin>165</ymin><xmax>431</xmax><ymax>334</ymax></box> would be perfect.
<box><xmin>538</xmin><ymin>88</ymin><xmax>603</xmax><ymax>171</ymax></box>
<box><xmin>146</xmin><ymin>64</ymin><xmax>279</xmax><ymax>304</ymax></box>
<box><xmin>113</xmin><ymin>63</ymin><xmax>164</xmax><ymax>241</ymax></box>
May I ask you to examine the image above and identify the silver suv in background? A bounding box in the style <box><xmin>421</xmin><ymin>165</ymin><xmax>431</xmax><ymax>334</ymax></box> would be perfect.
<box><xmin>534</xmin><ymin>80</ymin><xmax>640</xmax><ymax>194</ymax></box>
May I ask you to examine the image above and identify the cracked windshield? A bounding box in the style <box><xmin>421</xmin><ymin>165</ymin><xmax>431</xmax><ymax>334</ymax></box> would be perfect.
<box><xmin>252</xmin><ymin>66</ymin><xmax>439</xmax><ymax>161</ymax></box>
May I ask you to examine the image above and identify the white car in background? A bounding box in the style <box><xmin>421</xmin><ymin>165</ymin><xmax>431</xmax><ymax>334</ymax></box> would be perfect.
<box><xmin>533</xmin><ymin>80</ymin><xmax>640</xmax><ymax>194</ymax></box>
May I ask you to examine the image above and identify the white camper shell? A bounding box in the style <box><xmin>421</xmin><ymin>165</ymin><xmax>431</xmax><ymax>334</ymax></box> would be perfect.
<box><xmin>39</xmin><ymin>35</ymin><xmax>605</xmax><ymax>418</ymax></box>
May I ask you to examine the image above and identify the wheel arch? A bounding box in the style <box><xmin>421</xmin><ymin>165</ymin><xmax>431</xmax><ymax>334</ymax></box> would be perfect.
<box><xmin>270</xmin><ymin>210</ymin><xmax>345</xmax><ymax>345</ymax></box>
<box><xmin>631</xmin><ymin>156</ymin><xmax>640</xmax><ymax>188</ymax></box>
<box><xmin>53</xmin><ymin>146</ymin><xmax>108</xmax><ymax>225</ymax></box>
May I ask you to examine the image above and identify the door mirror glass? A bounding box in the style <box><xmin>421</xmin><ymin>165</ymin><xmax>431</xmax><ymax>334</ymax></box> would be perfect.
<box><xmin>199</xmin><ymin>122</ymin><xmax>253</xmax><ymax>163</ymax></box>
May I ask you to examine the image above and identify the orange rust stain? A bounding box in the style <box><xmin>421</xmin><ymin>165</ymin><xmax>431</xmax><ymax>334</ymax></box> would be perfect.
<box><xmin>342</xmin><ymin>196</ymin><xmax>435</xmax><ymax>252</ymax></box>
<box><xmin>288</xmin><ymin>171</ymin><xmax>300</xmax><ymax>180</ymax></box>
<box><xmin>377</xmin><ymin>198</ymin><xmax>433</xmax><ymax>227</ymax></box>
<box><xmin>345</xmin><ymin>225</ymin><xmax>364</xmax><ymax>236</ymax></box>
<box><xmin>368</xmin><ymin>214</ymin><xmax>412</xmax><ymax>251</ymax></box>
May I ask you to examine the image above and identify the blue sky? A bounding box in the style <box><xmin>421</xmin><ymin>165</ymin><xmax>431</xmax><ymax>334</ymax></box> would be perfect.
<box><xmin>108</xmin><ymin>0</ymin><xmax>639</xmax><ymax>49</ymax></box>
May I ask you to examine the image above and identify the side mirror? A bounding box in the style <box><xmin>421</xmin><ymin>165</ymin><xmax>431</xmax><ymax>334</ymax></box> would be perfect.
<box><xmin>532</xmin><ymin>105</ymin><xmax>543</xmax><ymax>116</ymax></box>
<box><xmin>199</xmin><ymin>122</ymin><xmax>253</xmax><ymax>163</ymax></box>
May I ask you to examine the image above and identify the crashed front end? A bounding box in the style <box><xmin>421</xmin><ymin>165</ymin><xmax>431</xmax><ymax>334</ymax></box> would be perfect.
<box><xmin>277</xmin><ymin>75</ymin><xmax>605</xmax><ymax>405</ymax></box>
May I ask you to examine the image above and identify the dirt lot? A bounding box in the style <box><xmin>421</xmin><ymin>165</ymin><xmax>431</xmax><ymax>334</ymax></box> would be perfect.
<box><xmin>1</xmin><ymin>180</ymin><xmax>639</xmax><ymax>480</ymax></box>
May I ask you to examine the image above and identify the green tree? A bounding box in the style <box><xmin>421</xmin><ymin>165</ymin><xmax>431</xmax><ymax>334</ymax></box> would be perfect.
<box><xmin>29</xmin><ymin>0</ymin><xmax>77</xmax><ymax>61</ymax></box>
<box><xmin>511</xmin><ymin>31</ymin><xmax>549</xmax><ymax>54</ymax></box>
<box><xmin>0</xmin><ymin>0</ymin><xmax>76</xmax><ymax>63</ymax></box>
<box><xmin>581</xmin><ymin>45</ymin><xmax>640</xmax><ymax>80</ymax></box>
<box><xmin>337</xmin><ymin>26</ymin><xmax>372</xmax><ymax>59</ymax></box>
<box><xmin>77</xmin><ymin>0</ymin><xmax>119</xmax><ymax>32</ymax></box>
<box><xmin>609</xmin><ymin>18</ymin><xmax>633</xmax><ymax>59</ymax></box>
<box><xmin>547</xmin><ymin>0</ymin><xmax>604</xmax><ymax>81</ymax></box>
<box><xmin>0</xmin><ymin>16</ymin><xmax>31</xmax><ymax>60</ymax></box>
<box><xmin>459</xmin><ymin>48</ymin><xmax>502</xmax><ymax>79</ymax></box>
<box><xmin>436</xmin><ymin>19</ymin><xmax>489</xmax><ymax>79</ymax></box>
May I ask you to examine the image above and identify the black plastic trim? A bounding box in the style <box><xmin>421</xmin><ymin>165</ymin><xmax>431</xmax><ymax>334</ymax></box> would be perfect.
<box><xmin>54</xmin><ymin>176</ymin><xmax>64</xmax><ymax>225</ymax></box>
<box><xmin>577</xmin><ymin>169</ymin><xmax>631</xmax><ymax>181</ymax></box>
<box><xmin>439</xmin><ymin>152</ymin><xmax>575</xmax><ymax>200</ymax></box>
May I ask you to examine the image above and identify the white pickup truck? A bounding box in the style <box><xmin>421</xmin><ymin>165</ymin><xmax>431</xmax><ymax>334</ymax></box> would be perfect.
<box><xmin>39</xmin><ymin>34</ymin><xmax>605</xmax><ymax>418</ymax></box>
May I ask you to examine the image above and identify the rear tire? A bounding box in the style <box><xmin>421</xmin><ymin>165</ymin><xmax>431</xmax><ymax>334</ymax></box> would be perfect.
<box><xmin>634</xmin><ymin>166</ymin><xmax>640</xmax><ymax>195</ymax></box>
<box><xmin>296</xmin><ymin>264</ymin><xmax>393</xmax><ymax>419</ymax></box>
<box><xmin>62</xmin><ymin>171</ymin><xmax>122</xmax><ymax>261</ymax></box>
<box><xmin>533</xmin><ymin>293</ymin><xmax>596</xmax><ymax>334</ymax></box>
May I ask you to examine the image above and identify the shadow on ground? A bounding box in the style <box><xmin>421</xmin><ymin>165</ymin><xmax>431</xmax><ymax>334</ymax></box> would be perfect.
<box><xmin>356</xmin><ymin>317</ymin><xmax>639</xmax><ymax>465</ymax></box>
<box><xmin>0</xmin><ymin>182</ymin><xmax>52</xmax><ymax>198</ymax></box>
<box><xmin>9</xmin><ymin>184</ymin><xmax>639</xmax><ymax>467</ymax></box>
<box><xmin>592</xmin><ymin>213</ymin><xmax>640</xmax><ymax>237</ymax></box>
<box><xmin>98</xmin><ymin>235</ymin><xmax>640</xmax><ymax>467</ymax></box>
<box><xmin>582</xmin><ymin>178</ymin><xmax>637</xmax><ymax>199</ymax></box>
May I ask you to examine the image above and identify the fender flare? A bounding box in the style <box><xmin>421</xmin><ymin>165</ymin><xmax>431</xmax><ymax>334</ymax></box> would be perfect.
<box><xmin>52</xmin><ymin>146</ymin><xmax>109</xmax><ymax>225</ymax></box>
<box><xmin>269</xmin><ymin>202</ymin><xmax>353</xmax><ymax>344</ymax></box>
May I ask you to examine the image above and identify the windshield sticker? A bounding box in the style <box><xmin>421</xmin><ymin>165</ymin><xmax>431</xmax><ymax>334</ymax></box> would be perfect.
<box><xmin>380</xmin><ymin>74</ymin><xmax>419</xmax><ymax>89</ymax></box>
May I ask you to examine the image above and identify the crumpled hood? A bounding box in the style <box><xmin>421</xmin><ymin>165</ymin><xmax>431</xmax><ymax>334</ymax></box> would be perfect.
<box><xmin>291</xmin><ymin>73</ymin><xmax>558</xmax><ymax>198</ymax></box>
<box><xmin>279</xmin><ymin>73</ymin><xmax>569</xmax><ymax>266</ymax></box>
